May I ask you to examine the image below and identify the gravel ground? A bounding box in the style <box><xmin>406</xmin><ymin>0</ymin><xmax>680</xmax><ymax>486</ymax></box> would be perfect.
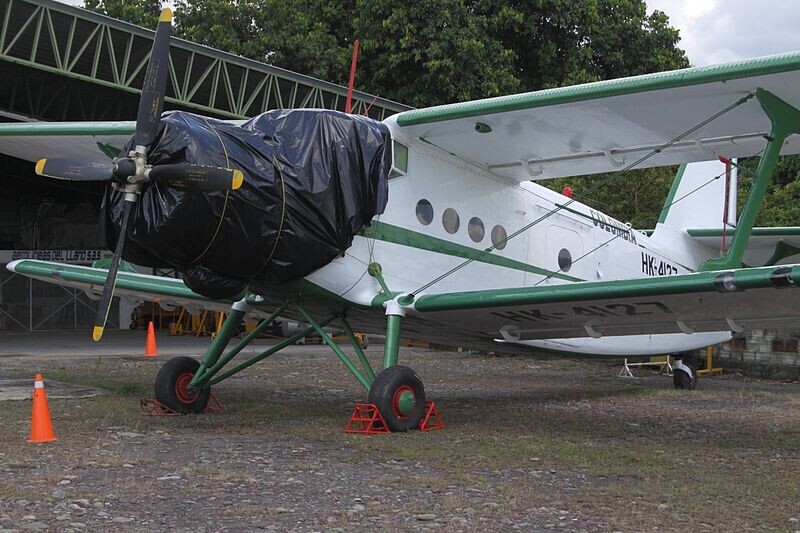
<box><xmin>0</xmin><ymin>345</ymin><xmax>799</xmax><ymax>532</ymax></box>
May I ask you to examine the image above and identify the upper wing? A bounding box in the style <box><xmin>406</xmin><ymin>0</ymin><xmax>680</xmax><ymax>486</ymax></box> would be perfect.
<box><xmin>409</xmin><ymin>264</ymin><xmax>800</xmax><ymax>341</ymax></box>
<box><xmin>393</xmin><ymin>52</ymin><xmax>800</xmax><ymax>181</ymax></box>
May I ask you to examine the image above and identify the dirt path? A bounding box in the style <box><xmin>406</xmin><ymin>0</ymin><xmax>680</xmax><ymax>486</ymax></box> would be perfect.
<box><xmin>1</xmin><ymin>347</ymin><xmax>799</xmax><ymax>531</ymax></box>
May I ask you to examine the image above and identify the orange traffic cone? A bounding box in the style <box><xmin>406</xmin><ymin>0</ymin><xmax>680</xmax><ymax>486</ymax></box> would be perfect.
<box><xmin>28</xmin><ymin>374</ymin><xmax>57</xmax><ymax>443</ymax></box>
<box><xmin>145</xmin><ymin>321</ymin><xmax>158</xmax><ymax>357</ymax></box>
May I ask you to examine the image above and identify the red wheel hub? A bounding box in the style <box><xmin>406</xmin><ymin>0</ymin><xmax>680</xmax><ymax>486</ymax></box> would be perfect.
<box><xmin>392</xmin><ymin>385</ymin><xmax>415</xmax><ymax>419</ymax></box>
<box><xmin>175</xmin><ymin>372</ymin><xmax>198</xmax><ymax>404</ymax></box>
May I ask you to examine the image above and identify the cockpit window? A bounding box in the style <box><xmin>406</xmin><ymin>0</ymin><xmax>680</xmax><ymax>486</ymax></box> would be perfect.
<box><xmin>390</xmin><ymin>140</ymin><xmax>408</xmax><ymax>178</ymax></box>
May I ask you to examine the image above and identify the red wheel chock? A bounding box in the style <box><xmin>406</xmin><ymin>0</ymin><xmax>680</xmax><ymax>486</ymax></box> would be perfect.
<box><xmin>418</xmin><ymin>400</ymin><xmax>444</xmax><ymax>432</ymax></box>
<box><xmin>345</xmin><ymin>403</ymin><xmax>391</xmax><ymax>434</ymax></box>
<box><xmin>139</xmin><ymin>394</ymin><xmax>223</xmax><ymax>416</ymax></box>
<box><xmin>345</xmin><ymin>400</ymin><xmax>444</xmax><ymax>434</ymax></box>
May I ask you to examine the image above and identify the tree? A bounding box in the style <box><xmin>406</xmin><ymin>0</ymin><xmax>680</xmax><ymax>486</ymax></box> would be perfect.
<box><xmin>474</xmin><ymin>1</ymin><xmax>688</xmax><ymax>90</ymax></box>
<box><xmin>83</xmin><ymin>0</ymin><xmax>162</xmax><ymax>29</ymax></box>
<box><xmin>736</xmin><ymin>155</ymin><xmax>800</xmax><ymax>227</ymax></box>
<box><xmin>349</xmin><ymin>0</ymin><xmax>519</xmax><ymax>107</ymax></box>
<box><xmin>173</xmin><ymin>0</ymin><xmax>355</xmax><ymax>83</ymax></box>
<box><xmin>543</xmin><ymin>166</ymin><xmax>678</xmax><ymax>230</ymax></box>
<box><xmin>88</xmin><ymin>0</ymin><xmax>745</xmax><ymax>228</ymax></box>
<box><xmin>87</xmin><ymin>0</ymin><xmax>687</xmax><ymax>108</ymax></box>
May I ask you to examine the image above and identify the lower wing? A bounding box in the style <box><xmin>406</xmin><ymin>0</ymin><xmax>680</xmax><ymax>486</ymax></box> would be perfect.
<box><xmin>410</xmin><ymin>264</ymin><xmax>799</xmax><ymax>341</ymax></box>
<box><xmin>10</xmin><ymin>259</ymin><xmax>797</xmax><ymax>355</ymax></box>
<box><xmin>8</xmin><ymin>259</ymin><xmax>236</xmax><ymax>315</ymax></box>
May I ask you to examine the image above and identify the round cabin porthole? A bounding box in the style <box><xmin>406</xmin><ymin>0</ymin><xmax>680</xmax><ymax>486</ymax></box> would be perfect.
<box><xmin>416</xmin><ymin>199</ymin><xmax>433</xmax><ymax>225</ymax></box>
<box><xmin>491</xmin><ymin>225</ymin><xmax>507</xmax><ymax>250</ymax></box>
<box><xmin>558</xmin><ymin>248</ymin><xmax>572</xmax><ymax>272</ymax></box>
<box><xmin>442</xmin><ymin>208</ymin><xmax>460</xmax><ymax>234</ymax></box>
<box><xmin>468</xmin><ymin>217</ymin><xmax>485</xmax><ymax>243</ymax></box>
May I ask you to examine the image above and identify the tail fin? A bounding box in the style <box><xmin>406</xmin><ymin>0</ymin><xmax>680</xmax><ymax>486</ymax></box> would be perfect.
<box><xmin>651</xmin><ymin>160</ymin><xmax>737</xmax><ymax>268</ymax></box>
<box><xmin>657</xmin><ymin>159</ymin><xmax>737</xmax><ymax>232</ymax></box>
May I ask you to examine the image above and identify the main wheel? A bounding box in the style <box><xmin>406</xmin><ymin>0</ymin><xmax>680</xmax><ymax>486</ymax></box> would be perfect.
<box><xmin>368</xmin><ymin>365</ymin><xmax>426</xmax><ymax>432</ymax></box>
<box><xmin>154</xmin><ymin>356</ymin><xmax>210</xmax><ymax>413</ymax></box>
<box><xmin>673</xmin><ymin>362</ymin><xmax>697</xmax><ymax>390</ymax></box>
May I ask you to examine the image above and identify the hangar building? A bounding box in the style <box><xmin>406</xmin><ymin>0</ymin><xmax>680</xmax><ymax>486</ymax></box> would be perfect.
<box><xmin>0</xmin><ymin>0</ymin><xmax>409</xmax><ymax>332</ymax></box>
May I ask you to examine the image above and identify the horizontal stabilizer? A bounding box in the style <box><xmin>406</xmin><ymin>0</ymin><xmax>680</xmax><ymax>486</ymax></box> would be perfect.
<box><xmin>687</xmin><ymin>227</ymin><xmax>800</xmax><ymax>267</ymax></box>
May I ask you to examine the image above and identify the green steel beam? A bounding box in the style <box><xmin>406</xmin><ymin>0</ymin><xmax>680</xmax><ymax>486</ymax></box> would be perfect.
<box><xmin>0</xmin><ymin>0</ymin><xmax>410</xmax><ymax>120</ymax></box>
<box><xmin>192</xmin><ymin>307</ymin><xmax>247</xmax><ymax>387</ymax></box>
<box><xmin>204</xmin><ymin>317</ymin><xmax>337</xmax><ymax>387</ymax></box>
<box><xmin>700</xmin><ymin>89</ymin><xmax>800</xmax><ymax>271</ymax></box>
<box><xmin>340</xmin><ymin>317</ymin><xmax>376</xmax><ymax>382</ymax></box>
<box><xmin>295</xmin><ymin>304</ymin><xmax>372</xmax><ymax>391</ymax></box>
<box><xmin>191</xmin><ymin>302</ymin><xmax>289</xmax><ymax>389</ymax></box>
<box><xmin>382</xmin><ymin>313</ymin><xmax>402</xmax><ymax>369</ymax></box>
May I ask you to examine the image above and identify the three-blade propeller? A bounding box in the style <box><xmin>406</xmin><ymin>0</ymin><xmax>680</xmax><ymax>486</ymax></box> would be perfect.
<box><xmin>33</xmin><ymin>8</ymin><xmax>243</xmax><ymax>341</ymax></box>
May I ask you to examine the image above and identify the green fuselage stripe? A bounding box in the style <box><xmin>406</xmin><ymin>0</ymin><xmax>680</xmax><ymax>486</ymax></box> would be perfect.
<box><xmin>363</xmin><ymin>221</ymin><xmax>582</xmax><ymax>282</ymax></box>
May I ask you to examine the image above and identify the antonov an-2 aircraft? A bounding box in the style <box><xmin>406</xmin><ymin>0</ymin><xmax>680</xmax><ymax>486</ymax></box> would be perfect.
<box><xmin>4</xmin><ymin>9</ymin><xmax>800</xmax><ymax>431</ymax></box>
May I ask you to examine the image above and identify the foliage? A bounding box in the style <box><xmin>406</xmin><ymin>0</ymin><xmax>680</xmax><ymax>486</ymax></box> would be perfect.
<box><xmin>85</xmin><ymin>0</ymin><xmax>689</xmax><ymax>107</ymax></box>
<box><xmin>736</xmin><ymin>155</ymin><xmax>800</xmax><ymax>226</ymax></box>
<box><xmin>172</xmin><ymin>0</ymin><xmax>355</xmax><ymax>83</ymax></box>
<box><xmin>543</xmin><ymin>166</ymin><xmax>678</xmax><ymax>230</ymax></box>
<box><xmin>473</xmin><ymin>0</ymin><xmax>688</xmax><ymax>90</ymax></box>
<box><xmin>83</xmin><ymin>0</ymin><xmax>800</xmax><ymax>228</ymax></box>
<box><xmin>83</xmin><ymin>0</ymin><xmax>162</xmax><ymax>29</ymax></box>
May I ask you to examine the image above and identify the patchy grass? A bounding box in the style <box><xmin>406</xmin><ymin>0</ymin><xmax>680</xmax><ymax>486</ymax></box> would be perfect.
<box><xmin>1</xmin><ymin>350</ymin><xmax>800</xmax><ymax>530</ymax></box>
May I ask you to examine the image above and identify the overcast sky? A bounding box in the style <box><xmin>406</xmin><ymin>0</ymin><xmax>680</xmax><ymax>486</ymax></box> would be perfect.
<box><xmin>57</xmin><ymin>0</ymin><xmax>800</xmax><ymax>68</ymax></box>
<box><xmin>647</xmin><ymin>0</ymin><xmax>800</xmax><ymax>66</ymax></box>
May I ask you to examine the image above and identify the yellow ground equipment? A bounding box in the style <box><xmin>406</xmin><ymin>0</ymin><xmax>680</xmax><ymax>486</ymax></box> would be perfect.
<box><xmin>697</xmin><ymin>345</ymin><xmax>723</xmax><ymax>376</ymax></box>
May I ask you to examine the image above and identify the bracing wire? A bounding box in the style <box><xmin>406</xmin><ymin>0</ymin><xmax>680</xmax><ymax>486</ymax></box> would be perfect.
<box><xmin>408</xmin><ymin>91</ymin><xmax>756</xmax><ymax>297</ymax></box>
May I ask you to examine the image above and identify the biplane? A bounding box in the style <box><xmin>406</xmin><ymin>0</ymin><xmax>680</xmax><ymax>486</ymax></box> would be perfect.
<box><xmin>4</xmin><ymin>9</ymin><xmax>800</xmax><ymax>430</ymax></box>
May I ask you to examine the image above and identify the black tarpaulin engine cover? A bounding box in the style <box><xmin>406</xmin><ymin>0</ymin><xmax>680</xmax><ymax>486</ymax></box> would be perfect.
<box><xmin>101</xmin><ymin>109</ymin><xmax>391</xmax><ymax>298</ymax></box>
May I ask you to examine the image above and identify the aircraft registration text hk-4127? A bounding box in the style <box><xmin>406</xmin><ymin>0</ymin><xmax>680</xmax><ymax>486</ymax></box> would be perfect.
<box><xmin>641</xmin><ymin>252</ymin><xmax>679</xmax><ymax>276</ymax></box>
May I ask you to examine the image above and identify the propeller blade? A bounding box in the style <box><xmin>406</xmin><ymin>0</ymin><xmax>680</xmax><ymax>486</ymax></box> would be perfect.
<box><xmin>35</xmin><ymin>158</ymin><xmax>114</xmax><ymax>181</ymax></box>
<box><xmin>92</xmin><ymin>199</ymin><xmax>134</xmax><ymax>342</ymax></box>
<box><xmin>147</xmin><ymin>164</ymin><xmax>244</xmax><ymax>191</ymax></box>
<box><xmin>134</xmin><ymin>8</ymin><xmax>173</xmax><ymax>150</ymax></box>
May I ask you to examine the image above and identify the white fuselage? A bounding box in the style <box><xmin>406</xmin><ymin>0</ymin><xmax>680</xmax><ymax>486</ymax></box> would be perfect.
<box><xmin>304</xmin><ymin>117</ymin><xmax>730</xmax><ymax>356</ymax></box>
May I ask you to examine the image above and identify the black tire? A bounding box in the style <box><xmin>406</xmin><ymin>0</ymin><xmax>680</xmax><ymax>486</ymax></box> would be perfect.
<box><xmin>673</xmin><ymin>362</ymin><xmax>698</xmax><ymax>390</ymax></box>
<box><xmin>368</xmin><ymin>365</ymin><xmax>426</xmax><ymax>432</ymax></box>
<box><xmin>154</xmin><ymin>357</ymin><xmax>210</xmax><ymax>414</ymax></box>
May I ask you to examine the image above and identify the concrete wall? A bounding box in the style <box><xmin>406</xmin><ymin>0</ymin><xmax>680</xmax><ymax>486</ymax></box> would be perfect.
<box><xmin>717</xmin><ymin>329</ymin><xmax>800</xmax><ymax>380</ymax></box>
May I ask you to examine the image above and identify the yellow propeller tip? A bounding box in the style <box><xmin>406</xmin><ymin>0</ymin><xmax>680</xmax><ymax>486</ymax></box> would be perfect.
<box><xmin>159</xmin><ymin>7</ymin><xmax>173</xmax><ymax>23</ymax></box>
<box><xmin>35</xmin><ymin>159</ymin><xmax>46</xmax><ymax>176</ymax></box>
<box><xmin>92</xmin><ymin>326</ymin><xmax>104</xmax><ymax>342</ymax></box>
<box><xmin>232</xmin><ymin>170</ymin><xmax>244</xmax><ymax>190</ymax></box>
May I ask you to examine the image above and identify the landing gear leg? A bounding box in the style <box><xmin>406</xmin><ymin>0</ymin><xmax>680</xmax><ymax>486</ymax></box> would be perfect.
<box><xmin>673</xmin><ymin>356</ymin><xmax>698</xmax><ymax>390</ymax></box>
<box><xmin>368</xmin><ymin>297</ymin><xmax>426</xmax><ymax>431</ymax></box>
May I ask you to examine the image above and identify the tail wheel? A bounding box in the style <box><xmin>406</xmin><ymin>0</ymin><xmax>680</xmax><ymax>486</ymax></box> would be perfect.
<box><xmin>368</xmin><ymin>365</ymin><xmax>425</xmax><ymax>432</ymax></box>
<box><xmin>673</xmin><ymin>363</ymin><xmax>698</xmax><ymax>390</ymax></box>
<box><xmin>154</xmin><ymin>356</ymin><xmax>210</xmax><ymax>413</ymax></box>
